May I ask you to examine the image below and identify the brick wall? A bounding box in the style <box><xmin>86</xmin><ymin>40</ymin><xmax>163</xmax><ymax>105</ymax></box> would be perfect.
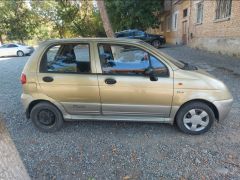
<box><xmin>149</xmin><ymin>0</ymin><xmax>240</xmax><ymax>57</ymax></box>
<box><xmin>148</xmin><ymin>0</ymin><xmax>190</xmax><ymax>45</ymax></box>
<box><xmin>188</xmin><ymin>0</ymin><xmax>240</xmax><ymax>57</ymax></box>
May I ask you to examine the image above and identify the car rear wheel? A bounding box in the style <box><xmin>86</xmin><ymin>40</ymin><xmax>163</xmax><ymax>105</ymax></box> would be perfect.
<box><xmin>30</xmin><ymin>102</ymin><xmax>64</xmax><ymax>132</ymax></box>
<box><xmin>17</xmin><ymin>50</ymin><xmax>24</xmax><ymax>57</ymax></box>
<box><xmin>176</xmin><ymin>102</ymin><xmax>215</xmax><ymax>135</ymax></box>
<box><xmin>152</xmin><ymin>40</ymin><xmax>161</xmax><ymax>48</ymax></box>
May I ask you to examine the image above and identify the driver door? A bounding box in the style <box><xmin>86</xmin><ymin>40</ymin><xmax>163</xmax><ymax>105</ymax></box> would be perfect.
<box><xmin>7</xmin><ymin>44</ymin><xmax>18</xmax><ymax>56</ymax></box>
<box><xmin>96</xmin><ymin>43</ymin><xmax>173</xmax><ymax>117</ymax></box>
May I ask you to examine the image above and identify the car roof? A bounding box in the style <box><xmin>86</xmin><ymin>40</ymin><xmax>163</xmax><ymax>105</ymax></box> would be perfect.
<box><xmin>2</xmin><ymin>43</ymin><xmax>19</xmax><ymax>45</ymax></box>
<box><xmin>115</xmin><ymin>29</ymin><xmax>142</xmax><ymax>34</ymax></box>
<box><xmin>41</xmin><ymin>38</ymin><xmax>142</xmax><ymax>45</ymax></box>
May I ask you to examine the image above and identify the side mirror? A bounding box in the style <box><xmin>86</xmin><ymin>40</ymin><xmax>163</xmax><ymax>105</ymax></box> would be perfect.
<box><xmin>145</xmin><ymin>68</ymin><xmax>158</xmax><ymax>81</ymax></box>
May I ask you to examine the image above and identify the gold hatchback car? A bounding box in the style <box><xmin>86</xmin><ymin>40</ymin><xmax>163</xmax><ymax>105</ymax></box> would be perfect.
<box><xmin>21</xmin><ymin>38</ymin><xmax>233</xmax><ymax>134</ymax></box>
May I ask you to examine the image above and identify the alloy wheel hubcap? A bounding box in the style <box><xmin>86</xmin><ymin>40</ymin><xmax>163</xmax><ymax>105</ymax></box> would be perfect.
<box><xmin>183</xmin><ymin>109</ymin><xmax>209</xmax><ymax>132</ymax></box>
<box><xmin>18</xmin><ymin>52</ymin><xmax>23</xmax><ymax>56</ymax></box>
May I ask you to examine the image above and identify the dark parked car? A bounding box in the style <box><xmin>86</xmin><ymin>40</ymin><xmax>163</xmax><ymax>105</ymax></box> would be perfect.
<box><xmin>115</xmin><ymin>29</ymin><xmax>166</xmax><ymax>48</ymax></box>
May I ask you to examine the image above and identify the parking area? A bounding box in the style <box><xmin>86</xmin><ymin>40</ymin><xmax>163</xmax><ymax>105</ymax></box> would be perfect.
<box><xmin>0</xmin><ymin>46</ymin><xmax>239</xmax><ymax>179</ymax></box>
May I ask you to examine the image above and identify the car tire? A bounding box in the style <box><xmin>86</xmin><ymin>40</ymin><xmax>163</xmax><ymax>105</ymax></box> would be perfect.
<box><xmin>176</xmin><ymin>102</ymin><xmax>215</xmax><ymax>135</ymax></box>
<box><xmin>152</xmin><ymin>40</ymin><xmax>161</xmax><ymax>48</ymax></box>
<box><xmin>30</xmin><ymin>102</ymin><xmax>64</xmax><ymax>132</ymax></box>
<box><xmin>17</xmin><ymin>50</ymin><xmax>24</xmax><ymax>57</ymax></box>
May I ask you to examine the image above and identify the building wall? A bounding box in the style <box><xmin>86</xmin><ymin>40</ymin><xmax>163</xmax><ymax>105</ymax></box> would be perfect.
<box><xmin>188</xmin><ymin>0</ymin><xmax>240</xmax><ymax>57</ymax></box>
<box><xmin>148</xmin><ymin>0</ymin><xmax>190</xmax><ymax>45</ymax></box>
<box><xmin>149</xmin><ymin>0</ymin><xmax>240</xmax><ymax>57</ymax></box>
<box><xmin>165</xmin><ymin>0</ymin><xmax>190</xmax><ymax>45</ymax></box>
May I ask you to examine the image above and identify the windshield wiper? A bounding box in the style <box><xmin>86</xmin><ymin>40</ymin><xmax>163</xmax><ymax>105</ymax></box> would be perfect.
<box><xmin>179</xmin><ymin>60</ymin><xmax>198</xmax><ymax>70</ymax></box>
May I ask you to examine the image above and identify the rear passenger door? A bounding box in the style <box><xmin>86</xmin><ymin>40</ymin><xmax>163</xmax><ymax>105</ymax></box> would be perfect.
<box><xmin>37</xmin><ymin>42</ymin><xmax>101</xmax><ymax>115</ymax></box>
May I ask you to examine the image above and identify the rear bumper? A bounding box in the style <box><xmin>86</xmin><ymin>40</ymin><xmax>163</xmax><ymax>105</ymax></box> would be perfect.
<box><xmin>21</xmin><ymin>94</ymin><xmax>33</xmax><ymax>119</ymax></box>
<box><xmin>213</xmin><ymin>98</ymin><xmax>233</xmax><ymax>121</ymax></box>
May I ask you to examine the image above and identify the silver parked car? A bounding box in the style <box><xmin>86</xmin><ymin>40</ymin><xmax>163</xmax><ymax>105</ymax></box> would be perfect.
<box><xmin>0</xmin><ymin>43</ymin><xmax>34</xmax><ymax>57</ymax></box>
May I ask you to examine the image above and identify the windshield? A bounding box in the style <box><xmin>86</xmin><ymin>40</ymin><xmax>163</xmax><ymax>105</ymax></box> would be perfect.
<box><xmin>158</xmin><ymin>51</ymin><xmax>185</xmax><ymax>69</ymax></box>
<box><xmin>139</xmin><ymin>41</ymin><xmax>185</xmax><ymax>69</ymax></box>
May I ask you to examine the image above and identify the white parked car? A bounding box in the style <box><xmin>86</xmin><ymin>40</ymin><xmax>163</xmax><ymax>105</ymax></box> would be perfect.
<box><xmin>0</xmin><ymin>43</ymin><xmax>34</xmax><ymax>57</ymax></box>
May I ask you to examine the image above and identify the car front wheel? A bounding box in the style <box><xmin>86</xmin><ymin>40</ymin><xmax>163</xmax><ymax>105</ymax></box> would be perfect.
<box><xmin>17</xmin><ymin>50</ymin><xmax>24</xmax><ymax>57</ymax></box>
<box><xmin>176</xmin><ymin>102</ymin><xmax>215</xmax><ymax>135</ymax></box>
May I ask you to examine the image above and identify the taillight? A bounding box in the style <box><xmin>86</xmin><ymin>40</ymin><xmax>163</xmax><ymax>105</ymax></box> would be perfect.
<box><xmin>21</xmin><ymin>73</ymin><xmax>27</xmax><ymax>84</ymax></box>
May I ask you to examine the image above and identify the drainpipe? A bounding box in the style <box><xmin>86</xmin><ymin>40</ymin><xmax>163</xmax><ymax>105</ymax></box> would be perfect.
<box><xmin>188</xmin><ymin>0</ymin><xmax>192</xmax><ymax>45</ymax></box>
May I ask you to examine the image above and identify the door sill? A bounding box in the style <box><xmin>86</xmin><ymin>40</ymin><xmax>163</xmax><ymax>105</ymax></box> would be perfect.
<box><xmin>65</xmin><ymin>114</ymin><xmax>173</xmax><ymax>124</ymax></box>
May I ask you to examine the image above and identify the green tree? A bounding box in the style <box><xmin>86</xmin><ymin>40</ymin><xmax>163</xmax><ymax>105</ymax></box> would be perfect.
<box><xmin>31</xmin><ymin>0</ymin><xmax>105</xmax><ymax>38</ymax></box>
<box><xmin>71</xmin><ymin>0</ymin><xmax>105</xmax><ymax>37</ymax></box>
<box><xmin>0</xmin><ymin>0</ymin><xmax>40</xmax><ymax>43</ymax></box>
<box><xmin>31</xmin><ymin>0</ymin><xmax>72</xmax><ymax>38</ymax></box>
<box><xmin>105</xmin><ymin>0</ymin><xmax>164</xmax><ymax>31</ymax></box>
<box><xmin>0</xmin><ymin>2</ymin><xmax>10</xmax><ymax>44</ymax></box>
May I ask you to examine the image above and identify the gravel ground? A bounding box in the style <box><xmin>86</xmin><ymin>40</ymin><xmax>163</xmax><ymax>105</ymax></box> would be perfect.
<box><xmin>0</xmin><ymin>46</ymin><xmax>239</xmax><ymax>179</ymax></box>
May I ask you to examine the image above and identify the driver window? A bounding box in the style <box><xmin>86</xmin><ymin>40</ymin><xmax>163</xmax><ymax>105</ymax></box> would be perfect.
<box><xmin>98</xmin><ymin>44</ymin><xmax>168</xmax><ymax>77</ymax></box>
<box><xmin>98</xmin><ymin>44</ymin><xmax>150</xmax><ymax>75</ymax></box>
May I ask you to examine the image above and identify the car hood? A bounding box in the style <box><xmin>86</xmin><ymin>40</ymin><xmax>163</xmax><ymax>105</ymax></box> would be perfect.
<box><xmin>174</xmin><ymin>68</ymin><xmax>228</xmax><ymax>91</ymax></box>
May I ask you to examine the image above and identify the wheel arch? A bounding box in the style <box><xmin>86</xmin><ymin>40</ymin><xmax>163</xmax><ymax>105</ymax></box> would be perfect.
<box><xmin>17</xmin><ymin>50</ymin><xmax>24</xmax><ymax>56</ymax></box>
<box><xmin>174</xmin><ymin>99</ymin><xmax>219</xmax><ymax>122</ymax></box>
<box><xmin>26</xmin><ymin>99</ymin><xmax>61</xmax><ymax>119</ymax></box>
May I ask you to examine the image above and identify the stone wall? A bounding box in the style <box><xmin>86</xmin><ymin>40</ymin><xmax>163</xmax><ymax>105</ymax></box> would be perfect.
<box><xmin>189</xmin><ymin>37</ymin><xmax>240</xmax><ymax>57</ymax></box>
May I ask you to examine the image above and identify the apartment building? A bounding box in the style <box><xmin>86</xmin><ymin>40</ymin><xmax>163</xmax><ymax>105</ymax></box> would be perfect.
<box><xmin>149</xmin><ymin>0</ymin><xmax>240</xmax><ymax>57</ymax></box>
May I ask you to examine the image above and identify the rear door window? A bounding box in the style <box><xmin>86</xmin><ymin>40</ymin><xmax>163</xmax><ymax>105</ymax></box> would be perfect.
<box><xmin>40</xmin><ymin>44</ymin><xmax>91</xmax><ymax>73</ymax></box>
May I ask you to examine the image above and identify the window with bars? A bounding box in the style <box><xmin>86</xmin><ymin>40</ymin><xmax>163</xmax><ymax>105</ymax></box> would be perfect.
<box><xmin>196</xmin><ymin>2</ymin><xmax>203</xmax><ymax>24</ymax></box>
<box><xmin>215</xmin><ymin>0</ymin><xmax>232</xmax><ymax>20</ymax></box>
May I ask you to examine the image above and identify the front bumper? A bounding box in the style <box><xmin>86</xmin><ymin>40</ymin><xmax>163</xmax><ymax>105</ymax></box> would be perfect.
<box><xmin>213</xmin><ymin>98</ymin><xmax>233</xmax><ymax>121</ymax></box>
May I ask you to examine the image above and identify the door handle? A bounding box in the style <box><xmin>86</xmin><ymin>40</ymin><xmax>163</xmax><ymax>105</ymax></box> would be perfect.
<box><xmin>105</xmin><ymin>78</ymin><xmax>117</xmax><ymax>85</ymax></box>
<box><xmin>43</xmin><ymin>76</ymin><xmax>54</xmax><ymax>82</ymax></box>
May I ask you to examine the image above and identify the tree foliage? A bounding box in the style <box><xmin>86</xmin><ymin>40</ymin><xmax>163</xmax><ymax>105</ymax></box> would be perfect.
<box><xmin>0</xmin><ymin>0</ymin><xmax>105</xmax><ymax>43</ymax></box>
<box><xmin>0</xmin><ymin>0</ymin><xmax>39</xmax><ymax>43</ymax></box>
<box><xmin>31</xmin><ymin>0</ymin><xmax>105</xmax><ymax>38</ymax></box>
<box><xmin>105</xmin><ymin>0</ymin><xmax>164</xmax><ymax>31</ymax></box>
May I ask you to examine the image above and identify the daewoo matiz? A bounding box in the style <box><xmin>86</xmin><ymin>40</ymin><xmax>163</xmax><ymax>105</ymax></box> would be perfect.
<box><xmin>21</xmin><ymin>38</ymin><xmax>233</xmax><ymax>134</ymax></box>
